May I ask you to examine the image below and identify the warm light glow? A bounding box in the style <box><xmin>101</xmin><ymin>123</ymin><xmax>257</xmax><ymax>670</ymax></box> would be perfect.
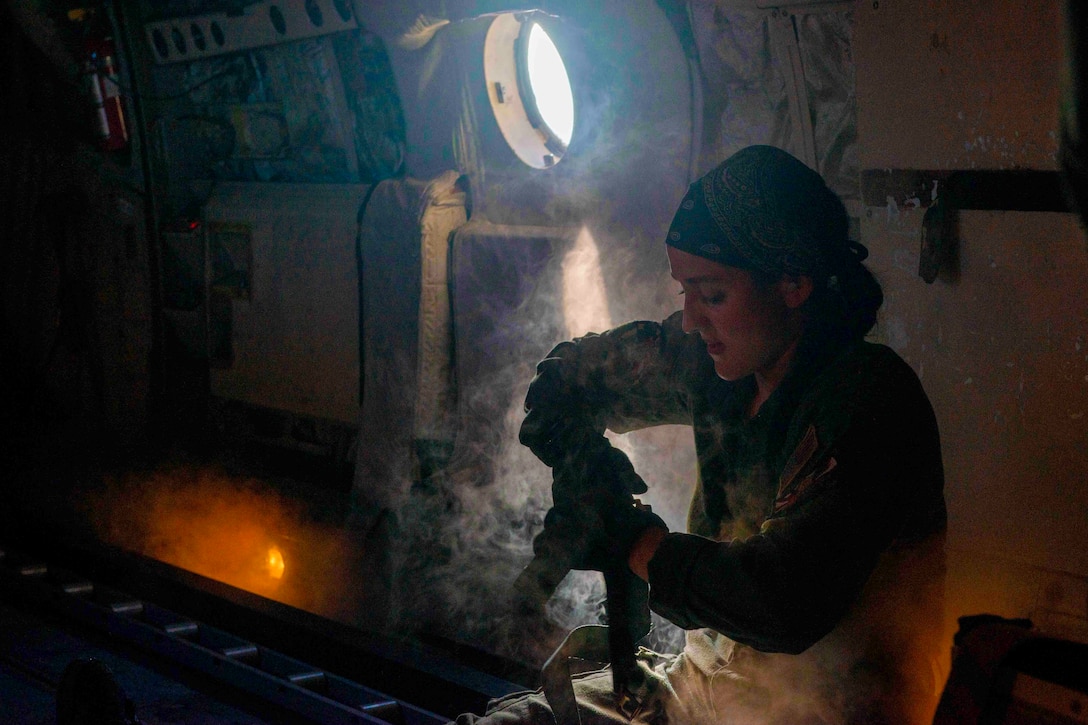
<box><xmin>526</xmin><ymin>23</ymin><xmax>574</xmax><ymax>147</ymax></box>
<box><xmin>88</xmin><ymin>470</ymin><xmax>296</xmax><ymax>598</ymax></box>
<box><xmin>86</xmin><ymin>467</ymin><xmax>363</xmax><ymax>622</ymax></box>
<box><xmin>561</xmin><ymin>227</ymin><xmax>611</xmax><ymax>338</ymax></box>
<box><xmin>265</xmin><ymin>546</ymin><xmax>285</xmax><ymax>579</ymax></box>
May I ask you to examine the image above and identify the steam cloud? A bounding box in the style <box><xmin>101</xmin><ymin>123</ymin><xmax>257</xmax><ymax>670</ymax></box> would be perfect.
<box><xmin>365</xmin><ymin>218</ymin><xmax>698</xmax><ymax>670</ymax></box>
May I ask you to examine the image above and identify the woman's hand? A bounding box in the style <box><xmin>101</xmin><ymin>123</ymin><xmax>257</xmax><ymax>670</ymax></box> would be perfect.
<box><xmin>628</xmin><ymin>525</ymin><xmax>668</xmax><ymax>581</ymax></box>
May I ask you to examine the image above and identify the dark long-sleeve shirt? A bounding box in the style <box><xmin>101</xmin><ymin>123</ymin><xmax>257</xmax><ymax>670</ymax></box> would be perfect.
<box><xmin>526</xmin><ymin>311</ymin><xmax>947</xmax><ymax>722</ymax></box>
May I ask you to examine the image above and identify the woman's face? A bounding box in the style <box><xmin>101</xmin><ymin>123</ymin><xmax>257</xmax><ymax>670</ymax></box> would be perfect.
<box><xmin>667</xmin><ymin>245</ymin><xmax>807</xmax><ymax>383</ymax></box>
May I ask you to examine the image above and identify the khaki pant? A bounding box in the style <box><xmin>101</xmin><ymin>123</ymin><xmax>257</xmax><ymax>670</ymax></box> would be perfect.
<box><xmin>452</xmin><ymin>648</ymin><xmax>674</xmax><ymax>725</ymax></box>
<box><xmin>450</xmin><ymin>641</ymin><xmax>839</xmax><ymax>725</ymax></box>
<box><xmin>459</xmin><ymin>531</ymin><xmax>947</xmax><ymax>725</ymax></box>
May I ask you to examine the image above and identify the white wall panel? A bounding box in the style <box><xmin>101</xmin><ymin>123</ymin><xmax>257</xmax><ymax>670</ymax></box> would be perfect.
<box><xmin>203</xmin><ymin>182</ymin><xmax>368</xmax><ymax>425</ymax></box>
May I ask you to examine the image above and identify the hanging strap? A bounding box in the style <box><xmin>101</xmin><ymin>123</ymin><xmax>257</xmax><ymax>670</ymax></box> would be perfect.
<box><xmin>768</xmin><ymin>10</ymin><xmax>818</xmax><ymax>169</ymax></box>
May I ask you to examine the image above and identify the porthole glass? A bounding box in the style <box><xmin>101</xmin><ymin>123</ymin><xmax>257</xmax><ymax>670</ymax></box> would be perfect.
<box><xmin>524</xmin><ymin>23</ymin><xmax>574</xmax><ymax>149</ymax></box>
<box><xmin>484</xmin><ymin>13</ymin><xmax>577</xmax><ymax>169</ymax></box>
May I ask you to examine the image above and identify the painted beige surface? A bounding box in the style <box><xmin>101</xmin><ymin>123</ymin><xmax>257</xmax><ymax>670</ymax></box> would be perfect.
<box><xmin>855</xmin><ymin>0</ymin><xmax>1088</xmax><ymax>642</ymax></box>
<box><xmin>856</xmin><ymin>0</ymin><xmax>1063</xmax><ymax>171</ymax></box>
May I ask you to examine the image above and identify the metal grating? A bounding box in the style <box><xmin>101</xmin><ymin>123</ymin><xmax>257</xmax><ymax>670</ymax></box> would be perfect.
<box><xmin>0</xmin><ymin>545</ymin><xmax>446</xmax><ymax>725</ymax></box>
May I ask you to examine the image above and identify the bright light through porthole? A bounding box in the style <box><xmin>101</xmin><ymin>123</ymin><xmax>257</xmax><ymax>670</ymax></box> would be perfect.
<box><xmin>526</xmin><ymin>23</ymin><xmax>574</xmax><ymax>148</ymax></box>
<box><xmin>484</xmin><ymin>13</ymin><xmax>577</xmax><ymax>168</ymax></box>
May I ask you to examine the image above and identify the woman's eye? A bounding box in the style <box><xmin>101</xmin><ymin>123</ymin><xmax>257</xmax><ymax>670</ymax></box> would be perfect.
<box><xmin>678</xmin><ymin>286</ymin><xmax>725</xmax><ymax>305</ymax></box>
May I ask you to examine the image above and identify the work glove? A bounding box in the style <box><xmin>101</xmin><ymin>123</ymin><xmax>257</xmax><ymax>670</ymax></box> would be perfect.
<box><xmin>533</xmin><ymin>439</ymin><xmax>665</xmax><ymax>574</ymax></box>
<box><xmin>520</xmin><ymin>352</ymin><xmax>648</xmax><ymax>497</ymax></box>
<box><xmin>547</xmin><ymin>436</ymin><xmax>651</xmax><ymax>508</ymax></box>
<box><xmin>537</xmin><ymin>496</ymin><xmax>666</xmax><ymax>574</ymax></box>
<box><xmin>520</xmin><ymin>346</ymin><xmax>599</xmax><ymax>468</ymax></box>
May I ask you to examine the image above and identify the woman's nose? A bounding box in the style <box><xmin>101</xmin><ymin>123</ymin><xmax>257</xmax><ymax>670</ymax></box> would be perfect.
<box><xmin>681</xmin><ymin>295</ymin><xmax>700</xmax><ymax>334</ymax></box>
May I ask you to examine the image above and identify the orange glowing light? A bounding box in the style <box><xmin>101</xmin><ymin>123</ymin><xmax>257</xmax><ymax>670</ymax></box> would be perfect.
<box><xmin>266</xmin><ymin>546</ymin><xmax>285</xmax><ymax>579</ymax></box>
<box><xmin>91</xmin><ymin>468</ymin><xmax>365</xmax><ymax>615</ymax></box>
<box><xmin>90</xmin><ymin>469</ymin><xmax>298</xmax><ymax>598</ymax></box>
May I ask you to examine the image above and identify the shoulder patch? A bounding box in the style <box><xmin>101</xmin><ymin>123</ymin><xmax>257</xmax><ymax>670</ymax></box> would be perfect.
<box><xmin>774</xmin><ymin>424</ymin><xmax>838</xmax><ymax>514</ymax></box>
<box><xmin>774</xmin><ymin>456</ymin><xmax>837</xmax><ymax>514</ymax></box>
<box><xmin>777</xmin><ymin>423</ymin><xmax>819</xmax><ymax>497</ymax></box>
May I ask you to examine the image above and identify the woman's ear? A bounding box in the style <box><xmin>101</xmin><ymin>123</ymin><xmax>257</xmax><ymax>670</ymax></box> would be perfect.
<box><xmin>777</xmin><ymin>275</ymin><xmax>814</xmax><ymax>308</ymax></box>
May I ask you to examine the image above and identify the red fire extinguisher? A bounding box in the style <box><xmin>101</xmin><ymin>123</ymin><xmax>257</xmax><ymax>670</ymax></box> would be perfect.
<box><xmin>81</xmin><ymin>25</ymin><xmax>129</xmax><ymax>151</ymax></box>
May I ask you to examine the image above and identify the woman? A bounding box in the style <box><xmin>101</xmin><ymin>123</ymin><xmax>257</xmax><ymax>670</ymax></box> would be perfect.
<box><xmin>459</xmin><ymin>145</ymin><xmax>947</xmax><ymax>724</ymax></box>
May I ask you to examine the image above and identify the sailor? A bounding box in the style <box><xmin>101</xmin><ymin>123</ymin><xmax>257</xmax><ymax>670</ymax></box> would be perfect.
<box><xmin>457</xmin><ymin>144</ymin><xmax>947</xmax><ymax>725</ymax></box>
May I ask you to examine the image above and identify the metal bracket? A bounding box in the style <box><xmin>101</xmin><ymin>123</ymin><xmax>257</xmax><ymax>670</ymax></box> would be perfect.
<box><xmin>861</xmin><ymin>169</ymin><xmax>1074</xmax><ymax>283</ymax></box>
<box><xmin>144</xmin><ymin>0</ymin><xmax>357</xmax><ymax>64</ymax></box>
<box><xmin>541</xmin><ymin>625</ymin><xmax>611</xmax><ymax>725</ymax></box>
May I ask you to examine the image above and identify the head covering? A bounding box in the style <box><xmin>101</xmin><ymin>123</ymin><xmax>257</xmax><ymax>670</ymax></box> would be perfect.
<box><xmin>666</xmin><ymin>145</ymin><xmax>867</xmax><ymax>279</ymax></box>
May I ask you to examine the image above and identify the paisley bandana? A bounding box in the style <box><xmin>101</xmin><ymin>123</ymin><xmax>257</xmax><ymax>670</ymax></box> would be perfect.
<box><xmin>666</xmin><ymin>145</ymin><xmax>867</xmax><ymax>278</ymax></box>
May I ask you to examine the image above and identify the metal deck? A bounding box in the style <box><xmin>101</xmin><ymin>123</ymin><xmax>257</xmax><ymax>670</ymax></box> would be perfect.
<box><xmin>0</xmin><ymin>538</ymin><xmax>526</xmax><ymax>724</ymax></box>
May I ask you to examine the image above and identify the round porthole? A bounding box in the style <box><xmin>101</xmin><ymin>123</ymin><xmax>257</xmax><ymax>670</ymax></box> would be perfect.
<box><xmin>484</xmin><ymin>13</ymin><xmax>576</xmax><ymax>168</ymax></box>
